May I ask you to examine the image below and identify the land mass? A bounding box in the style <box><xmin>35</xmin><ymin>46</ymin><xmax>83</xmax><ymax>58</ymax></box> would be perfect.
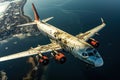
<box><xmin>0</xmin><ymin>0</ymin><xmax>40</xmax><ymax>41</ymax></box>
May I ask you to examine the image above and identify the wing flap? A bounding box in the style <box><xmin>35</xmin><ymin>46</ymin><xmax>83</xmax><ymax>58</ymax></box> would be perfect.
<box><xmin>0</xmin><ymin>43</ymin><xmax>61</xmax><ymax>62</ymax></box>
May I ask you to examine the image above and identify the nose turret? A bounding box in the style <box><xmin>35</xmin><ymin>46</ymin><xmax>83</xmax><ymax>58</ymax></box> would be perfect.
<box><xmin>79</xmin><ymin>47</ymin><xmax>104</xmax><ymax>67</ymax></box>
<box><xmin>94</xmin><ymin>58</ymin><xmax>104</xmax><ymax>67</ymax></box>
<box><xmin>76</xmin><ymin>45</ymin><xmax>104</xmax><ymax>67</ymax></box>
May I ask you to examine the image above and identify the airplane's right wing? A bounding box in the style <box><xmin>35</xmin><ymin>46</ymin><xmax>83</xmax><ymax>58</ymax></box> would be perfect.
<box><xmin>76</xmin><ymin>18</ymin><xmax>106</xmax><ymax>41</ymax></box>
<box><xmin>0</xmin><ymin>43</ymin><xmax>61</xmax><ymax>62</ymax></box>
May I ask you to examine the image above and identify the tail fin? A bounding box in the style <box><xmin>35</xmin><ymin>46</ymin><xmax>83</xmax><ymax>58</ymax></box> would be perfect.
<box><xmin>32</xmin><ymin>3</ymin><xmax>40</xmax><ymax>21</ymax></box>
<box><xmin>17</xmin><ymin>3</ymin><xmax>39</xmax><ymax>27</ymax></box>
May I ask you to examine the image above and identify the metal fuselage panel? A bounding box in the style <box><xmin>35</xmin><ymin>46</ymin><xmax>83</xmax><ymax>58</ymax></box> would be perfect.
<box><xmin>36</xmin><ymin>21</ymin><xmax>89</xmax><ymax>59</ymax></box>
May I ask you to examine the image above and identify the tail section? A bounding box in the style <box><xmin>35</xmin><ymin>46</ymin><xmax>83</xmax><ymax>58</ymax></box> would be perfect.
<box><xmin>32</xmin><ymin>3</ymin><xmax>40</xmax><ymax>21</ymax></box>
<box><xmin>17</xmin><ymin>3</ymin><xmax>54</xmax><ymax>27</ymax></box>
<box><xmin>17</xmin><ymin>3</ymin><xmax>39</xmax><ymax>27</ymax></box>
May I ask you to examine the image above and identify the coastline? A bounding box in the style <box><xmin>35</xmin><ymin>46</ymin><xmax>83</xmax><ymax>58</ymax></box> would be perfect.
<box><xmin>20</xmin><ymin>0</ymin><xmax>31</xmax><ymax>22</ymax></box>
<box><xmin>0</xmin><ymin>0</ymin><xmax>40</xmax><ymax>41</ymax></box>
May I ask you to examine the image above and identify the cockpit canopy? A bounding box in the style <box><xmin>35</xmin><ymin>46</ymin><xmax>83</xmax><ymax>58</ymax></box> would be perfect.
<box><xmin>81</xmin><ymin>47</ymin><xmax>100</xmax><ymax>58</ymax></box>
<box><xmin>77</xmin><ymin>47</ymin><xmax>103</xmax><ymax>67</ymax></box>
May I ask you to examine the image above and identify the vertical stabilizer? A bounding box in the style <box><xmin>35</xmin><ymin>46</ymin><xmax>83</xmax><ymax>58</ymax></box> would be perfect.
<box><xmin>32</xmin><ymin>3</ymin><xmax>40</xmax><ymax>21</ymax></box>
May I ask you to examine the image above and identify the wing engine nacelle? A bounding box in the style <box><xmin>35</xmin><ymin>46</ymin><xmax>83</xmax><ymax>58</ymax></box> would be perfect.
<box><xmin>87</xmin><ymin>38</ymin><xmax>100</xmax><ymax>48</ymax></box>
<box><xmin>51</xmin><ymin>51</ymin><xmax>66</xmax><ymax>64</ymax></box>
<box><xmin>39</xmin><ymin>55</ymin><xmax>49</xmax><ymax>65</ymax></box>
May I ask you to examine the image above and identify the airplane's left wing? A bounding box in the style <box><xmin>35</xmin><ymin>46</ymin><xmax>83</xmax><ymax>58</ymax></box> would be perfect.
<box><xmin>76</xmin><ymin>18</ymin><xmax>106</xmax><ymax>41</ymax></box>
<box><xmin>0</xmin><ymin>43</ymin><xmax>61</xmax><ymax>62</ymax></box>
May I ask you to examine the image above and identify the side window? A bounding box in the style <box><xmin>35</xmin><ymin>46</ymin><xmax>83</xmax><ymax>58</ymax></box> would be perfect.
<box><xmin>82</xmin><ymin>53</ymin><xmax>88</xmax><ymax>58</ymax></box>
<box><xmin>86</xmin><ymin>48</ymin><xmax>93</xmax><ymax>52</ymax></box>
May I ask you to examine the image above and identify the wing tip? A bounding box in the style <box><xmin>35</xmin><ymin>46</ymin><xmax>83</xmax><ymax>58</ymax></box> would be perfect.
<box><xmin>101</xmin><ymin>17</ymin><xmax>106</xmax><ymax>26</ymax></box>
<box><xmin>101</xmin><ymin>17</ymin><xmax>104</xmax><ymax>23</ymax></box>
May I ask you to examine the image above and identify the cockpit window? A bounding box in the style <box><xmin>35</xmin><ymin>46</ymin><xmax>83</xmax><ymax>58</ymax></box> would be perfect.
<box><xmin>88</xmin><ymin>52</ymin><xmax>94</xmax><ymax>56</ymax></box>
<box><xmin>82</xmin><ymin>53</ymin><xmax>88</xmax><ymax>58</ymax></box>
<box><xmin>93</xmin><ymin>49</ymin><xmax>97</xmax><ymax>54</ymax></box>
<box><xmin>85</xmin><ymin>48</ymin><xmax>99</xmax><ymax>58</ymax></box>
<box><xmin>86</xmin><ymin>47</ymin><xmax>98</xmax><ymax>56</ymax></box>
<box><xmin>86</xmin><ymin>48</ymin><xmax>93</xmax><ymax>52</ymax></box>
<box><xmin>88</xmin><ymin>49</ymin><xmax>98</xmax><ymax>57</ymax></box>
<box><xmin>82</xmin><ymin>53</ymin><xmax>87</xmax><ymax>56</ymax></box>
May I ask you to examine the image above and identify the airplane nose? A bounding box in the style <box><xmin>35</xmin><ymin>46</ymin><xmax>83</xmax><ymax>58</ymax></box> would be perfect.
<box><xmin>94</xmin><ymin>58</ymin><xmax>104</xmax><ymax>67</ymax></box>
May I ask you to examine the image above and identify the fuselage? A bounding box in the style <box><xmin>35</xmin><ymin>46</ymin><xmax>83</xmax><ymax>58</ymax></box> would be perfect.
<box><xmin>35</xmin><ymin>20</ymin><xmax>103</xmax><ymax>67</ymax></box>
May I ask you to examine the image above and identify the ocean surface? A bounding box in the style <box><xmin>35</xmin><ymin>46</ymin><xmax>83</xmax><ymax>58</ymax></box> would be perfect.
<box><xmin>0</xmin><ymin>0</ymin><xmax>120</xmax><ymax>80</ymax></box>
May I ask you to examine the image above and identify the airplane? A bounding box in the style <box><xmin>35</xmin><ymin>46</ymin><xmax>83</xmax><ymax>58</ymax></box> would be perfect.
<box><xmin>0</xmin><ymin>3</ymin><xmax>106</xmax><ymax>67</ymax></box>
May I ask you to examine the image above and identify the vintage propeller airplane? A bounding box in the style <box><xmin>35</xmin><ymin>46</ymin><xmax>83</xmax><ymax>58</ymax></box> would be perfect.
<box><xmin>0</xmin><ymin>3</ymin><xmax>106</xmax><ymax>67</ymax></box>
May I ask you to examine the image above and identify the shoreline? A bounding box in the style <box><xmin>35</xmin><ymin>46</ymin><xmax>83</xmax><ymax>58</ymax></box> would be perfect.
<box><xmin>20</xmin><ymin>0</ymin><xmax>31</xmax><ymax>22</ymax></box>
<box><xmin>0</xmin><ymin>0</ymin><xmax>40</xmax><ymax>41</ymax></box>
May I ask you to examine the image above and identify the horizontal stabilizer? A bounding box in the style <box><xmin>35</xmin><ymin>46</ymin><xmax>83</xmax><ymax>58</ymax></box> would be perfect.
<box><xmin>17</xmin><ymin>22</ymin><xmax>36</xmax><ymax>27</ymax></box>
<box><xmin>42</xmin><ymin>17</ymin><xmax>54</xmax><ymax>23</ymax></box>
